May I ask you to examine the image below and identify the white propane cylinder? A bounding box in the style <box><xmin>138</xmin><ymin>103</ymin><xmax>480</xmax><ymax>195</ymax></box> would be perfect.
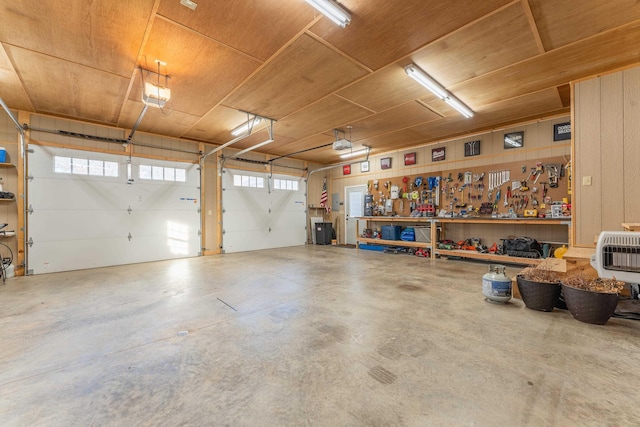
<box><xmin>482</xmin><ymin>264</ymin><xmax>512</xmax><ymax>303</ymax></box>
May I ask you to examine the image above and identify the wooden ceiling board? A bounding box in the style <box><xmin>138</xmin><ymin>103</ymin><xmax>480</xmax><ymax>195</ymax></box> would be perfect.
<box><xmin>452</xmin><ymin>20</ymin><xmax>640</xmax><ymax>107</ymax></box>
<box><xmin>0</xmin><ymin>0</ymin><xmax>154</xmax><ymax>77</ymax></box>
<box><xmin>346</xmin><ymin>102</ymin><xmax>441</xmax><ymax>141</ymax></box>
<box><xmin>118</xmin><ymin>100</ymin><xmax>201</xmax><ymax>138</ymax></box>
<box><xmin>355</xmin><ymin>128</ymin><xmax>426</xmax><ymax>152</ymax></box>
<box><xmin>336</xmin><ymin>64</ymin><xmax>439</xmax><ymax>113</ymax></box>
<box><xmin>273</xmin><ymin>95</ymin><xmax>371</xmax><ymax>141</ymax></box>
<box><xmin>529</xmin><ymin>0</ymin><xmax>640</xmax><ymax>51</ymax></box>
<box><xmin>222</xmin><ymin>34</ymin><xmax>369</xmax><ymax>119</ymax></box>
<box><xmin>409</xmin><ymin>2</ymin><xmax>541</xmax><ymax>88</ymax></box>
<box><xmin>308</xmin><ymin>0</ymin><xmax>514</xmax><ymax>71</ymax></box>
<box><xmin>270</xmin><ymin>133</ymin><xmax>334</xmax><ymax>156</ymax></box>
<box><xmin>136</xmin><ymin>19</ymin><xmax>262</xmax><ymax>117</ymax></box>
<box><xmin>411</xmin><ymin>89</ymin><xmax>566</xmax><ymax>142</ymax></box>
<box><xmin>6</xmin><ymin>46</ymin><xmax>129</xmax><ymax>124</ymax></box>
<box><xmin>0</xmin><ymin>44</ymin><xmax>33</xmax><ymax>111</ymax></box>
<box><xmin>183</xmin><ymin>106</ymin><xmax>256</xmax><ymax>143</ymax></box>
<box><xmin>157</xmin><ymin>0</ymin><xmax>315</xmax><ymax>61</ymax></box>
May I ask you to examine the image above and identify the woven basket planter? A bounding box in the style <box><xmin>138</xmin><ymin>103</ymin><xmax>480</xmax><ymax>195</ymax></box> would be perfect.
<box><xmin>516</xmin><ymin>275</ymin><xmax>562</xmax><ymax>312</ymax></box>
<box><xmin>561</xmin><ymin>283</ymin><xmax>619</xmax><ymax>325</ymax></box>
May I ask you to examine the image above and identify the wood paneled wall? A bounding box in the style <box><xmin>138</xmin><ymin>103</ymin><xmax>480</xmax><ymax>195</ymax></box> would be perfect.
<box><xmin>573</xmin><ymin>65</ymin><xmax>640</xmax><ymax>246</ymax></box>
<box><xmin>324</xmin><ymin>116</ymin><xmax>572</xmax><ymax>243</ymax></box>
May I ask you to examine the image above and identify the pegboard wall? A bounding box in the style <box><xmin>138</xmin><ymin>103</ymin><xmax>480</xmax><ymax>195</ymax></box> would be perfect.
<box><xmin>367</xmin><ymin>156</ymin><xmax>569</xmax><ymax>218</ymax></box>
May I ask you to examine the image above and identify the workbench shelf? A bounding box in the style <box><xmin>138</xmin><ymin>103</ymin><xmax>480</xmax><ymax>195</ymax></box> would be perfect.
<box><xmin>355</xmin><ymin>216</ymin><xmax>439</xmax><ymax>257</ymax></box>
<box><xmin>355</xmin><ymin>216</ymin><xmax>571</xmax><ymax>265</ymax></box>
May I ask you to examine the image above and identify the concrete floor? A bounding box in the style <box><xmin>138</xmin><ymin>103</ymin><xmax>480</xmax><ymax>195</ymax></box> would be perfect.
<box><xmin>1</xmin><ymin>246</ymin><xmax>639</xmax><ymax>426</ymax></box>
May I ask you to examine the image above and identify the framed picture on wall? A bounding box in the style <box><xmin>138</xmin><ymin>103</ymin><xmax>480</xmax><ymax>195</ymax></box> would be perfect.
<box><xmin>404</xmin><ymin>152</ymin><xmax>416</xmax><ymax>166</ymax></box>
<box><xmin>360</xmin><ymin>161</ymin><xmax>369</xmax><ymax>172</ymax></box>
<box><xmin>464</xmin><ymin>140</ymin><xmax>481</xmax><ymax>157</ymax></box>
<box><xmin>343</xmin><ymin>164</ymin><xmax>351</xmax><ymax>175</ymax></box>
<box><xmin>380</xmin><ymin>157</ymin><xmax>392</xmax><ymax>170</ymax></box>
<box><xmin>504</xmin><ymin>131</ymin><xmax>524</xmax><ymax>149</ymax></box>
<box><xmin>431</xmin><ymin>147</ymin><xmax>445</xmax><ymax>162</ymax></box>
<box><xmin>553</xmin><ymin>122</ymin><xmax>571</xmax><ymax>141</ymax></box>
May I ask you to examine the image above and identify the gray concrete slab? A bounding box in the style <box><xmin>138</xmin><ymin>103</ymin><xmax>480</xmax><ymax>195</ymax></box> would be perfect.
<box><xmin>1</xmin><ymin>246</ymin><xmax>639</xmax><ymax>426</ymax></box>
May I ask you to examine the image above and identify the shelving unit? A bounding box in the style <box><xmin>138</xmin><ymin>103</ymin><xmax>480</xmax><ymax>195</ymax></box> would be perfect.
<box><xmin>355</xmin><ymin>217</ymin><xmax>438</xmax><ymax>255</ymax></box>
<box><xmin>355</xmin><ymin>216</ymin><xmax>571</xmax><ymax>265</ymax></box>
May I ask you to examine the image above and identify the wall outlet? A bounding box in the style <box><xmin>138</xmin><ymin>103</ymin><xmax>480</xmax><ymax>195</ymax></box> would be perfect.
<box><xmin>582</xmin><ymin>176</ymin><xmax>592</xmax><ymax>186</ymax></box>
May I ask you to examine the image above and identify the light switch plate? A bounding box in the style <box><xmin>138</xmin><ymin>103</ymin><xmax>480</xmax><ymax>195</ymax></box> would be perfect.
<box><xmin>582</xmin><ymin>176</ymin><xmax>592</xmax><ymax>186</ymax></box>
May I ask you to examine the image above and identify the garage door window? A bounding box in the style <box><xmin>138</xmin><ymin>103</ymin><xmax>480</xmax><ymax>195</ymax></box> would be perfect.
<box><xmin>54</xmin><ymin>156</ymin><xmax>118</xmax><ymax>177</ymax></box>
<box><xmin>233</xmin><ymin>174</ymin><xmax>264</xmax><ymax>188</ymax></box>
<box><xmin>273</xmin><ymin>178</ymin><xmax>298</xmax><ymax>191</ymax></box>
<box><xmin>139</xmin><ymin>165</ymin><xmax>187</xmax><ymax>182</ymax></box>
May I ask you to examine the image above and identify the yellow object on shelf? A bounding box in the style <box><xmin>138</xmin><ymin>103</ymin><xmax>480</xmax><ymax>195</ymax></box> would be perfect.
<box><xmin>554</xmin><ymin>245</ymin><xmax>568</xmax><ymax>259</ymax></box>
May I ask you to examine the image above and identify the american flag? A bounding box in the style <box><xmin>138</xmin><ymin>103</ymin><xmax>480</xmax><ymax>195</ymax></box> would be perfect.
<box><xmin>320</xmin><ymin>177</ymin><xmax>328</xmax><ymax>207</ymax></box>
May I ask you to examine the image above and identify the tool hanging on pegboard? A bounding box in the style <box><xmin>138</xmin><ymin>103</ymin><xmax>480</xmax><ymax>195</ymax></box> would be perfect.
<box><xmin>544</xmin><ymin>164</ymin><xmax>562</xmax><ymax>187</ymax></box>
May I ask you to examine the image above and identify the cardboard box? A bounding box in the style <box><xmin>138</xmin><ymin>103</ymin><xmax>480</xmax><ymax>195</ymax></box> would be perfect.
<box><xmin>414</xmin><ymin>226</ymin><xmax>440</xmax><ymax>243</ymax></box>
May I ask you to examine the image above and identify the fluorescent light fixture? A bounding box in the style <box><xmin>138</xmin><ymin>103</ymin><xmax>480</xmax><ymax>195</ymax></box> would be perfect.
<box><xmin>339</xmin><ymin>148</ymin><xmax>369</xmax><ymax>159</ymax></box>
<box><xmin>444</xmin><ymin>97</ymin><xmax>474</xmax><ymax>119</ymax></box>
<box><xmin>180</xmin><ymin>0</ymin><xmax>197</xmax><ymax>10</ymax></box>
<box><xmin>233</xmin><ymin>139</ymin><xmax>274</xmax><ymax>157</ymax></box>
<box><xmin>305</xmin><ymin>0</ymin><xmax>351</xmax><ymax>27</ymax></box>
<box><xmin>404</xmin><ymin>64</ymin><xmax>474</xmax><ymax>118</ymax></box>
<box><xmin>142</xmin><ymin>82</ymin><xmax>171</xmax><ymax>108</ymax></box>
<box><xmin>231</xmin><ymin>117</ymin><xmax>263</xmax><ymax>137</ymax></box>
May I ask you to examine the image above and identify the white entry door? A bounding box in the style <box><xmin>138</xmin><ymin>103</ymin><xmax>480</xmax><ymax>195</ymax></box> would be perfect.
<box><xmin>345</xmin><ymin>184</ymin><xmax>367</xmax><ymax>245</ymax></box>
<box><xmin>27</xmin><ymin>146</ymin><xmax>200</xmax><ymax>274</ymax></box>
<box><xmin>222</xmin><ymin>168</ymin><xmax>306</xmax><ymax>253</ymax></box>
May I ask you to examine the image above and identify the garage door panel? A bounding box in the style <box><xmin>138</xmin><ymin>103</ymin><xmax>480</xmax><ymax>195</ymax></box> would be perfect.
<box><xmin>128</xmin><ymin>235</ymin><xmax>200</xmax><ymax>263</ymax></box>
<box><xmin>224</xmin><ymin>189</ymin><xmax>271</xmax><ymax>212</ymax></box>
<box><xmin>129</xmin><ymin>210</ymin><xmax>200</xmax><ymax>239</ymax></box>
<box><xmin>222</xmin><ymin>169</ymin><xmax>305</xmax><ymax>253</ymax></box>
<box><xmin>28</xmin><ymin>238</ymin><xmax>132</xmax><ymax>274</ymax></box>
<box><xmin>224</xmin><ymin>214</ymin><xmax>268</xmax><ymax>232</ymax></box>
<box><xmin>223</xmin><ymin>230</ymin><xmax>272</xmax><ymax>253</ymax></box>
<box><xmin>29</xmin><ymin>179</ymin><xmax>126</xmax><ymax>211</ymax></box>
<box><xmin>127</xmin><ymin>182</ymin><xmax>199</xmax><ymax>210</ymax></box>
<box><xmin>28</xmin><ymin>210</ymin><xmax>129</xmax><ymax>241</ymax></box>
<box><xmin>27</xmin><ymin>147</ymin><xmax>201</xmax><ymax>274</ymax></box>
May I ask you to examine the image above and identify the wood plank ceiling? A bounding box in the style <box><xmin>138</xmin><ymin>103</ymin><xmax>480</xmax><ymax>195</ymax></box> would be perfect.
<box><xmin>1</xmin><ymin>0</ymin><xmax>639</xmax><ymax>164</ymax></box>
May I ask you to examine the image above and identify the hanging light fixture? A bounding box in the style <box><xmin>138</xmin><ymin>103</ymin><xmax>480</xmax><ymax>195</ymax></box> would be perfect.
<box><xmin>142</xmin><ymin>60</ymin><xmax>171</xmax><ymax>108</ymax></box>
<box><xmin>304</xmin><ymin>0</ymin><xmax>351</xmax><ymax>27</ymax></box>
<box><xmin>404</xmin><ymin>64</ymin><xmax>474</xmax><ymax>118</ymax></box>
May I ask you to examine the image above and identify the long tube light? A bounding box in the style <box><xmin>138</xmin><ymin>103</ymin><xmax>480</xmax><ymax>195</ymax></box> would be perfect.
<box><xmin>305</xmin><ymin>0</ymin><xmax>351</xmax><ymax>27</ymax></box>
<box><xmin>339</xmin><ymin>148</ymin><xmax>369</xmax><ymax>159</ymax></box>
<box><xmin>404</xmin><ymin>64</ymin><xmax>474</xmax><ymax>118</ymax></box>
<box><xmin>231</xmin><ymin>117</ymin><xmax>263</xmax><ymax>136</ymax></box>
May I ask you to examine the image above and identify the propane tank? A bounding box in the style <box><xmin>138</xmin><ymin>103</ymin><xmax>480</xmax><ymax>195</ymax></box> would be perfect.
<box><xmin>482</xmin><ymin>264</ymin><xmax>512</xmax><ymax>303</ymax></box>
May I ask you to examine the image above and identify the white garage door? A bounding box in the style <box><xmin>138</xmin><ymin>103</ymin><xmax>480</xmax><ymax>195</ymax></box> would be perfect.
<box><xmin>27</xmin><ymin>146</ymin><xmax>200</xmax><ymax>274</ymax></box>
<box><xmin>222</xmin><ymin>168</ymin><xmax>306</xmax><ymax>253</ymax></box>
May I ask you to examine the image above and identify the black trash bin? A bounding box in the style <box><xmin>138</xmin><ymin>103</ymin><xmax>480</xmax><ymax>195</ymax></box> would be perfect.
<box><xmin>315</xmin><ymin>222</ymin><xmax>333</xmax><ymax>245</ymax></box>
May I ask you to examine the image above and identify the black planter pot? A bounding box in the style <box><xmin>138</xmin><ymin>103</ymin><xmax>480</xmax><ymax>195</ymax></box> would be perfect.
<box><xmin>561</xmin><ymin>283</ymin><xmax>619</xmax><ymax>325</ymax></box>
<box><xmin>516</xmin><ymin>275</ymin><xmax>562</xmax><ymax>312</ymax></box>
